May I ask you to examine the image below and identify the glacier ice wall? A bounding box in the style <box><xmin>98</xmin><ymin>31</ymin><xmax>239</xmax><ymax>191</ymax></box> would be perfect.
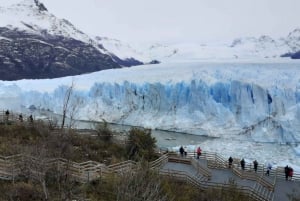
<box><xmin>2</xmin><ymin>62</ymin><xmax>300</xmax><ymax>144</ymax></box>
<box><xmin>15</xmin><ymin>78</ymin><xmax>300</xmax><ymax>144</ymax></box>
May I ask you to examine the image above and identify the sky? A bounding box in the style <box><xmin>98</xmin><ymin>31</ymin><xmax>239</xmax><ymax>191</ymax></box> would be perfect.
<box><xmin>2</xmin><ymin>0</ymin><xmax>300</xmax><ymax>44</ymax></box>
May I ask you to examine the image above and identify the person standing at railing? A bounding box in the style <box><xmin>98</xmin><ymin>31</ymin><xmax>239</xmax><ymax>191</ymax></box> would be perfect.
<box><xmin>28</xmin><ymin>115</ymin><xmax>33</xmax><ymax>123</ymax></box>
<box><xmin>288</xmin><ymin>167</ymin><xmax>293</xmax><ymax>181</ymax></box>
<box><xmin>19</xmin><ymin>114</ymin><xmax>23</xmax><ymax>122</ymax></box>
<box><xmin>179</xmin><ymin>146</ymin><xmax>184</xmax><ymax>157</ymax></box>
<box><xmin>265</xmin><ymin>163</ymin><xmax>272</xmax><ymax>176</ymax></box>
<box><xmin>285</xmin><ymin>165</ymin><xmax>289</xmax><ymax>180</ymax></box>
<box><xmin>253</xmin><ymin>160</ymin><xmax>258</xmax><ymax>172</ymax></box>
<box><xmin>5</xmin><ymin>109</ymin><xmax>9</xmax><ymax>122</ymax></box>
<box><xmin>228</xmin><ymin>156</ymin><xmax>233</xmax><ymax>168</ymax></box>
<box><xmin>196</xmin><ymin>146</ymin><xmax>202</xmax><ymax>159</ymax></box>
<box><xmin>240</xmin><ymin>158</ymin><xmax>246</xmax><ymax>170</ymax></box>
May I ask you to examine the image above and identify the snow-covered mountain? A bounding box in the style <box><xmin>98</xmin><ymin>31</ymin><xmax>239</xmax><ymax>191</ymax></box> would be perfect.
<box><xmin>229</xmin><ymin>30</ymin><xmax>300</xmax><ymax>59</ymax></box>
<box><xmin>1</xmin><ymin>0</ymin><xmax>299</xmax><ymax>80</ymax></box>
<box><xmin>0</xmin><ymin>0</ymin><xmax>145</xmax><ymax>80</ymax></box>
<box><xmin>132</xmin><ymin>29</ymin><xmax>300</xmax><ymax>62</ymax></box>
<box><xmin>0</xmin><ymin>0</ymin><xmax>99</xmax><ymax>49</ymax></box>
<box><xmin>285</xmin><ymin>28</ymin><xmax>300</xmax><ymax>52</ymax></box>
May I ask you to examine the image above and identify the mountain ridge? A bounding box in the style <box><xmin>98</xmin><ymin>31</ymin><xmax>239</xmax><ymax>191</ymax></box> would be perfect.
<box><xmin>0</xmin><ymin>0</ymin><xmax>300</xmax><ymax>81</ymax></box>
<box><xmin>0</xmin><ymin>0</ymin><xmax>146</xmax><ymax>80</ymax></box>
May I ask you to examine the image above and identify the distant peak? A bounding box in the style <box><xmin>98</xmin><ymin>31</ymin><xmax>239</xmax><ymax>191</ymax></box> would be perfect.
<box><xmin>34</xmin><ymin>0</ymin><xmax>48</xmax><ymax>12</ymax></box>
<box><xmin>287</xmin><ymin>28</ymin><xmax>300</xmax><ymax>38</ymax></box>
<box><xmin>9</xmin><ymin>0</ymin><xmax>48</xmax><ymax>12</ymax></box>
<box><xmin>258</xmin><ymin>35</ymin><xmax>275</xmax><ymax>43</ymax></box>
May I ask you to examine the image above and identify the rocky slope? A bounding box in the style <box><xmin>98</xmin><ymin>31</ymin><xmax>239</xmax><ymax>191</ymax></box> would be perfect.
<box><xmin>0</xmin><ymin>0</ymin><xmax>143</xmax><ymax>80</ymax></box>
<box><xmin>0</xmin><ymin>27</ymin><xmax>121</xmax><ymax>80</ymax></box>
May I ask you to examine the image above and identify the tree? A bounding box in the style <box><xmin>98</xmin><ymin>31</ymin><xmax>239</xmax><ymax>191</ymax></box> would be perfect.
<box><xmin>18</xmin><ymin>146</ymin><xmax>50</xmax><ymax>200</ymax></box>
<box><xmin>94</xmin><ymin>120</ymin><xmax>113</xmax><ymax>143</ymax></box>
<box><xmin>126</xmin><ymin>128</ymin><xmax>157</xmax><ymax>161</ymax></box>
<box><xmin>60</xmin><ymin>81</ymin><xmax>83</xmax><ymax>129</ymax></box>
<box><xmin>61</xmin><ymin>82</ymin><xmax>74</xmax><ymax>129</ymax></box>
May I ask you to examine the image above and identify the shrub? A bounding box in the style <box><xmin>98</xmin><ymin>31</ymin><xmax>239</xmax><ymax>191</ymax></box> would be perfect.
<box><xmin>126</xmin><ymin>128</ymin><xmax>157</xmax><ymax>161</ymax></box>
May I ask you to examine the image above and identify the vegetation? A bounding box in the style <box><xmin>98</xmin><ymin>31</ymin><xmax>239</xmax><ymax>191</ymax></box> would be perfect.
<box><xmin>0</xmin><ymin>122</ymin><xmax>126</xmax><ymax>163</ymax></box>
<box><xmin>0</xmin><ymin>120</ymin><xmax>162</xmax><ymax>200</ymax></box>
<box><xmin>126</xmin><ymin>127</ymin><xmax>158</xmax><ymax>161</ymax></box>
<box><xmin>2</xmin><ymin>120</ymin><xmax>298</xmax><ymax>201</ymax></box>
<box><xmin>161</xmin><ymin>178</ymin><xmax>253</xmax><ymax>201</ymax></box>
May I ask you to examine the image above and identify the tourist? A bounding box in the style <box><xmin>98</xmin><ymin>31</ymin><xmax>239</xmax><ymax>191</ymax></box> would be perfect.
<box><xmin>29</xmin><ymin>115</ymin><xmax>33</xmax><ymax>123</ymax></box>
<box><xmin>240</xmin><ymin>158</ymin><xmax>245</xmax><ymax>170</ymax></box>
<box><xmin>228</xmin><ymin>156</ymin><xmax>233</xmax><ymax>168</ymax></box>
<box><xmin>288</xmin><ymin>167</ymin><xmax>293</xmax><ymax>181</ymax></box>
<box><xmin>184</xmin><ymin>146</ymin><xmax>187</xmax><ymax>157</ymax></box>
<box><xmin>285</xmin><ymin>165</ymin><xmax>289</xmax><ymax>180</ymax></box>
<box><xmin>253</xmin><ymin>160</ymin><xmax>258</xmax><ymax>172</ymax></box>
<box><xmin>196</xmin><ymin>146</ymin><xmax>202</xmax><ymax>159</ymax></box>
<box><xmin>5</xmin><ymin>109</ymin><xmax>9</xmax><ymax>122</ymax></box>
<box><xmin>179</xmin><ymin>146</ymin><xmax>184</xmax><ymax>157</ymax></box>
<box><xmin>266</xmin><ymin>163</ymin><xmax>272</xmax><ymax>176</ymax></box>
<box><xmin>19</xmin><ymin>114</ymin><xmax>23</xmax><ymax>122</ymax></box>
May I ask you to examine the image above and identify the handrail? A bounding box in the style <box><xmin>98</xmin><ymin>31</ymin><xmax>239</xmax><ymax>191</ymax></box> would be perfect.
<box><xmin>1</xmin><ymin>150</ymin><xmax>300</xmax><ymax>183</ymax></box>
<box><xmin>232</xmin><ymin>166</ymin><xmax>275</xmax><ymax>191</ymax></box>
<box><xmin>0</xmin><ymin>151</ymin><xmax>288</xmax><ymax>201</ymax></box>
<box><xmin>190</xmin><ymin>158</ymin><xmax>212</xmax><ymax>180</ymax></box>
<box><xmin>149</xmin><ymin>154</ymin><xmax>168</xmax><ymax>169</ymax></box>
<box><xmin>169</xmin><ymin>150</ymin><xmax>300</xmax><ymax>181</ymax></box>
<box><xmin>160</xmin><ymin>169</ymin><xmax>272</xmax><ymax>201</ymax></box>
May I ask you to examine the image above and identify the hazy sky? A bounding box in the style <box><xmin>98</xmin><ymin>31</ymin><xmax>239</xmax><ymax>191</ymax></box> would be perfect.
<box><xmin>4</xmin><ymin>0</ymin><xmax>300</xmax><ymax>43</ymax></box>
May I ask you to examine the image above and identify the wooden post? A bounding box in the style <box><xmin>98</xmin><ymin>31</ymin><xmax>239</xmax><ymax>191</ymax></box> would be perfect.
<box><xmin>87</xmin><ymin>171</ymin><xmax>90</xmax><ymax>182</ymax></box>
<box><xmin>12</xmin><ymin>163</ymin><xmax>15</xmax><ymax>184</ymax></box>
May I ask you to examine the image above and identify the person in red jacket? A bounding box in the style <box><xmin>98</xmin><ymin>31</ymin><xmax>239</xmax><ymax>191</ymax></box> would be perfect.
<box><xmin>196</xmin><ymin>146</ymin><xmax>202</xmax><ymax>159</ymax></box>
<box><xmin>288</xmin><ymin>167</ymin><xmax>294</xmax><ymax>181</ymax></box>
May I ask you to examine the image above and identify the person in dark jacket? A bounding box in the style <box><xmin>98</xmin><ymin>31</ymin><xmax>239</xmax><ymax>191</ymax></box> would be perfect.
<box><xmin>228</xmin><ymin>156</ymin><xmax>233</xmax><ymax>168</ymax></box>
<box><xmin>5</xmin><ymin>110</ymin><xmax>9</xmax><ymax>122</ymax></box>
<box><xmin>240</xmin><ymin>158</ymin><xmax>245</xmax><ymax>170</ymax></box>
<box><xmin>19</xmin><ymin>114</ymin><xmax>23</xmax><ymax>122</ymax></box>
<box><xmin>253</xmin><ymin>160</ymin><xmax>258</xmax><ymax>172</ymax></box>
<box><xmin>29</xmin><ymin>115</ymin><xmax>33</xmax><ymax>123</ymax></box>
<box><xmin>179</xmin><ymin>146</ymin><xmax>184</xmax><ymax>157</ymax></box>
<box><xmin>285</xmin><ymin>165</ymin><xmax>289</xmax><ymax>181</ymax></box>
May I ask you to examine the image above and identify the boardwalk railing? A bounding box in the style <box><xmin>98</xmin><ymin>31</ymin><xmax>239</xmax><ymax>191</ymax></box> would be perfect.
<box><xmin>0</xmin><ymin>150</ymin><xmax>298</xmax><ymax>201</ymax></box>
<box><xmin>149</xmin><ymin>154</ymin><xmax>168</xmax><ymax>169</ymax></box>
<box><xmin>160</xmin><ymin>169</ymin><xmax>273</xmax><ymax>201</ymax></box>
<box><xmin>0</xmin><ymin>153</ymin><xmax>171</xmax><ymax>182</ymax></box>
<box><xmin>0</xmin><ymin>110</ymin><xmax>34</xmax><ymax>126</ymax></box>
<box><xmin>0</xmin><ymin>154</ymin><xmax>108</xmax><ymax>182</ymax></box>
<box><xmin>0</xmin><ymin>152</ymin><xmax>284</xmax><ymax>201</ymax></box>
<box><xmin>172</xmin><ymin>150</ymin><xmax>300</xmax><ymax>181</ymax></box>
<box><xmin>190</xmin><ymin>158</ymin><xmax>212</xmax><ymax>180</ymax></box>
<box><xmin>232</xmin><ymin>166</ymin><xmax>275</xmax><ymax>191</ymax></box>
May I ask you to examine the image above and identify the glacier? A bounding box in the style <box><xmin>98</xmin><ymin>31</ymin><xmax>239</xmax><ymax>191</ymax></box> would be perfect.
<box><xmin>1</xmin><ymin>60</ymin><xmax>300</xmax><ymax>167</ymax></box>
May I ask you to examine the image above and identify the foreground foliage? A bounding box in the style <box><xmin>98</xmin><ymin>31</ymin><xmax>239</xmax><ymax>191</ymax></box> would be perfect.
<box><xmin>2</xmin><ymin>122</ymin><xmax>298</xmax><ymax>201</ymax></box>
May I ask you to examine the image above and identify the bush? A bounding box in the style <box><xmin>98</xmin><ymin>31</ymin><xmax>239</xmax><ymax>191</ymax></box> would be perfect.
<box><xmin>11</xmin><ymin>182</ymin><xmax>44</xmax><ymax>201</ymax></box>
<box><xmin>126</xmin><ymin>128</ymin><xmax>157</xmax><ymax>161</ymax></box>
<box><xmin>95</xmin><ymin>120</ymin><xmax>113</xmax><ymax>143</ymax></box>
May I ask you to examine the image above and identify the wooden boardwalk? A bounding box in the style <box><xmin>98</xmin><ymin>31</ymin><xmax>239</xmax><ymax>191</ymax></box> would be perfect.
<box><xmin>1</xmin><ymin>152</ymin><xmax>299</xmax><ymax>201</ymax></box>
<box><xmin>1</xmin><ymin>111</ymin><xmax>299</xmax><ymax>200</ymax></box>
<box><xmin>160</xmin><ymin>153</ymin><xmax>300</xmax><ymax>201</ymax></box>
